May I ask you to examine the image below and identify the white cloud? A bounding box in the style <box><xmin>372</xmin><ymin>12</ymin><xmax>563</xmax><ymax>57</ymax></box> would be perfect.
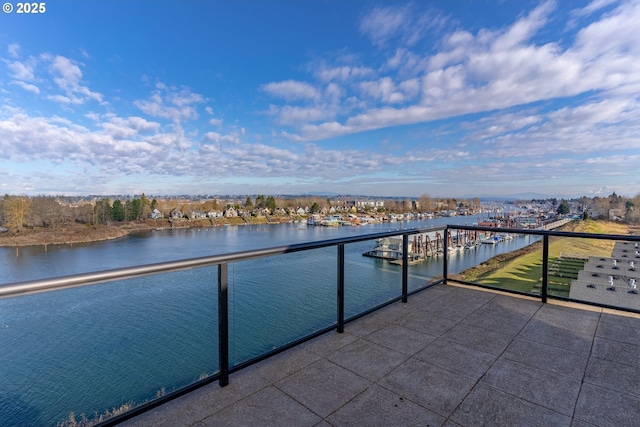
<box><xmin>359</xmin><ymin>77</ymin><xmax>419</xmax><ymax>104</ymax></box>
<box><xmin>7</xmin><ymin>60</ymin><xmax>36</xmax><ymax>81</ymax></box>
<box><xmin>261</xmin><ymin>80</ymin><xmax>320</xmax><ymax>101</ymax></box>
<box><xmin>574</xmin><ymin>0</ymin><xmax>618</xmax><ymax>17</ymax></box>
<box><xmin>12</xmin><ymin>81</ymin><xmax>40</xmax><ymax>94</ymax></box>
<box><xmin>359</xmin><ymin>4</ymin><xmax>448</xmax><ymax>48</ymax></box>
<box><xmin>203</xmin><ymin>131</ymin><xmax>239</xmax><ymax>144</ymax></box>
<box><xmin>315</xmin><ymin>65</ymin><xmax>374</xmax><ymax>82</ymax></box>
<box><xmin>491</xmin><ymin>0</ymin><xmax>554</xmax><ymax>51</ymax></box>
<box><xmin>359</xmin><ymin>5</ymin><xmax>409</xmax><ymax>46</ymax></box>
<box><xmin>44</xmin><ymin>55</ymin><xmax>103</xmax><ymax>104</ymax></box>
<box><xmin>135</xmin><ymin>85</ymin><xmax>204</xmax><ymax>122</ymax></box>
<box><xmin>101</xmin><ymin>116</ymin><xmax>161</xmax><ymax>139</ymax></box>
<box><xmin>7</xmin><ymin>44</ymin><xmax>20</xmax><ymax>58</ymax></box>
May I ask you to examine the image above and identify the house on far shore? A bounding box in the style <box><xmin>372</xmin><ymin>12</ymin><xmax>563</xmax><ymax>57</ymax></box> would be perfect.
<box><xmin>224</xmin><ymin>207</ymin><xmax>237</xmax><ymax>218</ymax></box>
<box><xmin>149</xmin><ymin>208</ymin><xmax>163</xmax><ymax>219</ymax></box>
<box><xmin>190</xmin><ymin>210</ymin><xmax>206</xmax><ymax>219</ymax></box>
<box><xmin>169</xmin><ymin>208</ymin><xmax>183</xmax><ymax>219</ymax></box>
<box><xmin>274</xmin><ymin>208</ymin><xmax>287</xmax><ymax>216</ymax></box>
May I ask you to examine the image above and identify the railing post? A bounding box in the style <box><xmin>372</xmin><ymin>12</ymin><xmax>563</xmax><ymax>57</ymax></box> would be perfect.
<box><xmin>402</xmin><ymin>234</ymin><xmax>408</xmax><ymax>302</ymax></box>
<box><xmin>443</xmin><ymin>228</ymin><xmax>449</xmax><ymax>283</ymax></box>
<box><xmin>337</xmin><ymin>244</ymin><xmax>345</xmax><ymax>333</ymax></box>
<box><xmin>218</xmin><ymin>262</ymin><xmax>229</xmax><ymax>386</ymax></box>
<box><xmin>541</xmin><ymin>234</ymin><xmax>549</xmax><ymax>304</ymax></box>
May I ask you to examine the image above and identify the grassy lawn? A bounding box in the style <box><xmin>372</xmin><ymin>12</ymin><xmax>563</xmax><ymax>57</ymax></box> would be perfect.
<box><xmin>455</xmin><ymin>219</ymin><xmax>631</xmax><ymax>295</ymax></box>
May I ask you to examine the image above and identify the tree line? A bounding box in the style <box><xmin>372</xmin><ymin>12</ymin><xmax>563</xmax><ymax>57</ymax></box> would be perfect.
<box><xmin>2</xmin><ymin>192</ymin><xmax>639</xmax><ymax>234</ymax></box>
<box><xmin>0</xmin><ymin>194</ymin><xmax>157</xmax><ymax>232</ymax></box>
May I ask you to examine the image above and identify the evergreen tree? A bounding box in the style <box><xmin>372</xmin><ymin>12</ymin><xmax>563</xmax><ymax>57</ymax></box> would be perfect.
<box><xmin>112</xmin><ymin>199</ymin><xmax>125</xmax><ymax>221</ymax></box>
<box><xmin>94</xmin><ymin>198</ymin><xmax>113</xmax><ymax>224</ymax></box>
<box><xmin>557</xmin><ymin>200</ymin><xmax>570</xmax><ymax>215</ymax></box>
<box><xmin>266</xmin><ymin>196</ymin><xmax>277</xmax><ymax>211</ymax></box>
<box><xmin>126</xmin><ymin>199</ymin><xmax>142</xmax><ymax>220</ymax></box>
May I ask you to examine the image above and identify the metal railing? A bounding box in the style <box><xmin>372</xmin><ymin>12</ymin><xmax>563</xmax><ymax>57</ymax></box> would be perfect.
<box><xmin>2</xmin><ymin>222</ymin><xmax>639</xmax><ymax>425</ymax></box>
<box><xmin>0</xmin><ymin>226</ymin><xmax>445</xmax><ymax>426</ymax></box>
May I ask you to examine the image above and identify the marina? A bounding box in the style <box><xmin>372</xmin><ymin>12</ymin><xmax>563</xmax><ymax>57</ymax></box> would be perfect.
<box><xmin>362</xmin><ymin>229</ymin><xmax>518</xmax><ymax>264</ymax></box>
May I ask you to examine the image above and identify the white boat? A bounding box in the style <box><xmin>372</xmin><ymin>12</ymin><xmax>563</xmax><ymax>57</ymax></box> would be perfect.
<box><xmin>482</xmin><ymin>236</ymin><xmax>500</xmax><ymax>245</ymax></box>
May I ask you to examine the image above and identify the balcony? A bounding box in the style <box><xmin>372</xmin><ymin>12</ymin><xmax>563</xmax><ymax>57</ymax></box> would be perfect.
<box><xmin>118</xmin><ymin>283</ymin><xmax>640</xmax><ymax>427</ymax></box>
<box><xmin>1</xmin><ymin>225</ymin><xmax>639</xmax><ymax>426</ymax></box>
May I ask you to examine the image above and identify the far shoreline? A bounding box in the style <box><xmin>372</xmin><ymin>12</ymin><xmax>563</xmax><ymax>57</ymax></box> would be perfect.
<box><xmin>0</xmin><ymin>216</ymin><xmax>289</xmax><ymax>248</ymax></box>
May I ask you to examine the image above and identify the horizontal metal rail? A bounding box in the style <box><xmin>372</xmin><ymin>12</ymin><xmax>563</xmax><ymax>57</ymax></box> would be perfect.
<box><xmin>448</xmin><ymin>224</ymin><xmax>640</xmax><ymax>242</ymax></box>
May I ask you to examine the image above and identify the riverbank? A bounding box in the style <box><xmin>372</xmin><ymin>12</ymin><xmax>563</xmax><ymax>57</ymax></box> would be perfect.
<box><xmin>0</xmin><ymin>216</ymin><xmax>281</xmax><ymax>247</ymax></box>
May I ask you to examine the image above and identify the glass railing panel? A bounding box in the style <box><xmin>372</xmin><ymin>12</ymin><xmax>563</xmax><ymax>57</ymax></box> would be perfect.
<box><xmin>448</xmin><ymin>229</ymin><xmax>543</xmax><ymax>296</ymax></box>
<box><xmin>556</xmin><ymin>237</ymin><xmax>640</xmax><ymax>310</ymax></box>
<box><xmin>405</xmin><ymin>231</ymin><xmax>446</xmax><ymax>292</ymax></box>
<box><xmin>344</xmin><ymin>236</ymin><xmax>403</xmax><ymax>318</ymax></box>
<box><xmin>0</xmin><ymin>268</ymin><xmax>219</xmax><ymax>426</ymax></box>
<box><xmin>228</xmin><ymin>247</ymin><xmax>335</xmax><ymax>366</ymax></box>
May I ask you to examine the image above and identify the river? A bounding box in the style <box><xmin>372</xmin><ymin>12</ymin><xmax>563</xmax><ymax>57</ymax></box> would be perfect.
<box><xmin>0</xmin><ymin>215</ymin><xmax>538</xmax><ymax>426</ymax></box>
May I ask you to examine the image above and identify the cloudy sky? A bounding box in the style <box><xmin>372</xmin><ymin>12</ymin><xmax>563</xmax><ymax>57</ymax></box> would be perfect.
<box><xmin>1</xmin><ymin>0</ymin><xmax>639</xmax><ymax>198</ymax></box>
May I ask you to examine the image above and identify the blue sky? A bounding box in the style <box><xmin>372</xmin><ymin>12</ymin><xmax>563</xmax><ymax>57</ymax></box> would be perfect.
<box><xmin>1</xmin><ymin>0</ymin><xmax>639</xmax><ymax>198</ymax></box>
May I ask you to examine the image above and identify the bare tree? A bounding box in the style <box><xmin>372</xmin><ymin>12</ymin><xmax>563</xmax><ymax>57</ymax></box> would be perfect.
<box><xmin>30</xmin><ymin>196</ymin><xmax>66</xmax><ymax>228</ymax></box>
<box><xmin>418</xmin><ymin>194</ymin><xmax>433</xmax><ymax>212</ymax></box>
<box><xmin>2</xmin><ymin>195</ymin><xmax>31</xmax><ymax>232</ymax></box>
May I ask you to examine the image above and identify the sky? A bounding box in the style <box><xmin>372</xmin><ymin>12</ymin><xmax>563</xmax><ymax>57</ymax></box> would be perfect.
<box><xmin>1</xmin><ymin>0</ymin><xmax>639</xmax><ymax>199</ymax></box>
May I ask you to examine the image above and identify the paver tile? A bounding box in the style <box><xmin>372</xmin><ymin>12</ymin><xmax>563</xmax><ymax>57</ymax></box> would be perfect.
<box><xmin>584</xmin><ymin>357</ymin><xmax>640</xmax><ymax>398</ymax></box>
<box><xmin>574</xmin><ymin>383</ymin><xmax>640</xmax><ymax>427</ymax></box>
<box><xmin>450</xmin><ymin>384</ymin><xmax>571</xmax><ymax>427</ymax></box>
<box><xmin>328</xmin><ymin>338</ymin><xmax>408</xmax><ymax>382</ymax></box>
<box><xmin>595</xmin><ymin>320</ymin><xmax>640</xmax><ymax>346</ymax></box>
<box><xmin>481</xmin><ymin>358</ymin><xmax>581</xmax><ymax>416</ymax></box>
<box><xmin>394</xmin><ymin>310</ymin><xmax>458</xmax><ymax>337</ymax></box>
<box><xmin>204</xmin><ymin>386</ymin><xmax>321</xmax><ymax>427</ymax></box>
<box><xmin>502</xmin><ymin>338</ymin><xmax>589</xmax><ymax>379</ymax></box>
<box><xmin>379</xmin><ymin>357</ymin><xmax>475</xmax><ymax>417</ymax></box>
<box><xmin>275</xmin><ymin>359</ymin><xmax>370</xmax><ymax>418</ymax></box>
<box><xmin>365</xmin><ymin>323</ymin><xmax>437</xmax><ymax>355</ymax></box>
<box><xmin>440</xmin><ymin>323</ymin><xmax>514</xmax><ymax>355</ymax></box>
<box><xmin>518</xmin><ymin>319</ymin><xmax>593</xmax><ymax>354</ymax></box>
<box><xmin>414</xmin><ymin>338</ymin><xmax>497</xmax><ymax>381</ymax></box>
<box><xmin>326</xmin><ymin>384</ymin><xmax>445</xmax><ymax>427</ymax></box>
<box><xmin>534</xmin><ymin>304</ymin><xmax>599</xmax><ymax>335</ymax></box>
<box><xmin>591</xmin><ymin>337</ymin><xmax>640</xmax><ymax>368</ymax></box>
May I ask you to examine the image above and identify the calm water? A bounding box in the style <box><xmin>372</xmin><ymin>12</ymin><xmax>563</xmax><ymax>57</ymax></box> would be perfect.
<box><xmin>0</xmin><ymin>216</ymin><xmax>537</xmax><ymax>426</ymax></box>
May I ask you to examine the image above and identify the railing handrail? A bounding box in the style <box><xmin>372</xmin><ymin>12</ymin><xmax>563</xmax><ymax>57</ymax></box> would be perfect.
<box><xmin>0</xmin><ymin>225</ymin><xmax>446</xmax><ymax>299</ymax></box>
<box><xmin>448</xmin><ymin>224</ymin><xmax>640</xmax><ymax>242</ymax></box>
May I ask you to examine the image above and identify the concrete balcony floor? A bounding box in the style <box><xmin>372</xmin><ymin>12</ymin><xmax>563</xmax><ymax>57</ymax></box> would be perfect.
<box><xmin>121</xmin><ymin>284</ymin><xmax>640</xmax><ymax>427</ymax></box>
